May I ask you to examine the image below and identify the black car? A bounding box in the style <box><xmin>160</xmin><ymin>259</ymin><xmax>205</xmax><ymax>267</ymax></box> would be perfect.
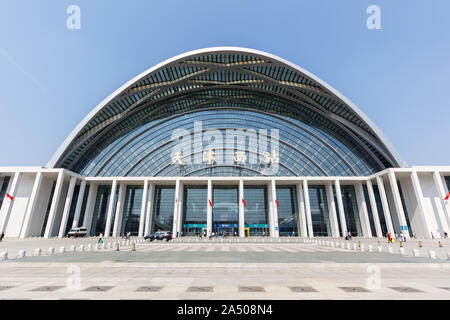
<box><xmin>144</xmin><ymin>231</ymin><xmax>172</xmax><ymax>241</ymax></box>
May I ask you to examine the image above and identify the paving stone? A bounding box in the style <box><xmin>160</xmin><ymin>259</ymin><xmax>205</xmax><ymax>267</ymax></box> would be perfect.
<box><xmin>187</xmin><ymin>286</ymin><xmax>214</xmax><ymax>292</ymax></box>
<box><xmin>30</xmin><ymin>286</ymin><xmax>64</xmax><ymax>292</ymax></box>
<box><xmin>389</xmin><ymin>287</ymin><xmax>424</xmax><ymax>293</ymax></box>
<box><xmin>82</xmin><ymin>286</ymin><xmax>114</xmax><ymax>292</ymax></box>
<box><xmin>135</xmin><ymin>286</ymin><xmax>163</xmax><ymax>292</ymax></box>
<box><xmin>289</xmin><ymin>286</ymin><xmax>318</xmax><ymax>293</ymax></box>
<box><xmin>339</xmin><ymin>287</ymin><xmax>370</xmax><ymax>293</ymax></box>
<box><xmin>239</xmin><ymin>286</ymin><xmax>265</xmax><ymax>292</ymax></box>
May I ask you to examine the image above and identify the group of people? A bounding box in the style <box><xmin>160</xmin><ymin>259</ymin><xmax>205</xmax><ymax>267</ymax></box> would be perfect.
<box><xmin>122</xmin><ymin>232</ymin><xmax>131</xmax><ymax>240</ymax></box>
<box><xmin>386</xmin><ymin>232</ymin><xmax>407</xmax><ymax>243</ymax></box>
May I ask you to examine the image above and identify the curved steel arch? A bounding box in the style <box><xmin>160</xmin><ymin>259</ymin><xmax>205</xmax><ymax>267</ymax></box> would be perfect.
<box><xmin>48</xmin><ymin>47</ymin><xmax>406</xmax><ymax>172</ymax></box>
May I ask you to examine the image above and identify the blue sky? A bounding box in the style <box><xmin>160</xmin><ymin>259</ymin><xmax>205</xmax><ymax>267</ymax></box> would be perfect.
<box><xmin>0</xmin><ymin>0</ymin><xmax>449</xmax><ymax>167</ymax></box>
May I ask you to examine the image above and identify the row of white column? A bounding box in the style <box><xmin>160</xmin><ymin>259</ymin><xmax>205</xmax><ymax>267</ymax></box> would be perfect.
<box><xmin>3</xmin><ymin>169</ymin><xmax>449</xmax><ymax>239</ymax></box>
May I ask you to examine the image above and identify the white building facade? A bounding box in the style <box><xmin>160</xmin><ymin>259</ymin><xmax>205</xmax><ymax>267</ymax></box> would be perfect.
<box><xmin>0</xmin><ymin>48</ymin><xmax>448</xmax><ymax>239</ymax></box>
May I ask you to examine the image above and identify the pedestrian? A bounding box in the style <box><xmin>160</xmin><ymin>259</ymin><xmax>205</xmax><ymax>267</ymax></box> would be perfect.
<box><xmin>431</xmin><ymin>232</ymin><xmax>435</xmax><ymax>239</ymax></box>
<box><xmin>387</xmin><ymin>233</ymin><xmax>391</xmax><ymax>243</ymax></box>
<box><xmin>444</xmin><ymin>231</ymin><xmax>448</xmax><ymax>239</ymax></box>
<box><xmin>399</xmin><ymin>232</ymin><xmax>404</xmax><ymax>242</ymax></box>
<box><xmin>98</xmin><ymin>233</ymin><xmax>103</xmax><ymax>244</ymax></box>
<box><xmin>413</xmin><ymin>231</ymin><xmax>417</xmax><ymax>239</ymax></box>
<box><xmin>0</xmin><ymin>232</ymin><xmax>4</xmax><ymax>241</ymax></box>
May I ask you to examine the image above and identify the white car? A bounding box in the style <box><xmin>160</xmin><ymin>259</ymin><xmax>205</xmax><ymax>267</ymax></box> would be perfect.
<box><xmin>67</xmin><ymin>227</ymin><xmax>87</xmax><ymax>238</ymax></box>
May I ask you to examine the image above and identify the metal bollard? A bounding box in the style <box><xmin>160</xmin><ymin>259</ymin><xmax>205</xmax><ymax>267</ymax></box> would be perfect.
<box><xmin>0</xmin><ymin>252</ymin><xmax>8</xmax><ymax>260</ymax></box>
<box><xmin>116</xmin><ymin>243</ymin><xmax>120</xmax><ymax>251</ymax></box>
<box><xmin>132</xmin><ymin>243</ymin><xmax>136</xmax><ymax>251</ymax></box>
<box><xmin>34</xmin><ymin>248</ymin><xmax>41</xmax><ymax>256</ymax></box>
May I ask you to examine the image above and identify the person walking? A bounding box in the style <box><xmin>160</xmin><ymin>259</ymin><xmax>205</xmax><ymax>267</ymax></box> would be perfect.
<box><xmin>0</xmin><ymin>232</ymin><xmax>4</xmax><ymax>241</ymax></box>
<box><xmin>387</xmin><ymin>233</ymin><xmax>391</xmax><ymax>243</ymax></box>
<box><xmin>431</xmin><ymin>232</ymin><xmax>435</xmax><ymax>239</ymax></box>
<box><xmin>98</xmin><ymin>233</ymin><xmax>103</xmax><ymax>244</ymax></box>
<box><xmin>444</xmin><ymin>231</ymin><xmax>448</xmax><ymax>239</ymax></box>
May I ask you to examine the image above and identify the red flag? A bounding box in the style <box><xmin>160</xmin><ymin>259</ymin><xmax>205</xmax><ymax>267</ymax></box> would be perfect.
<box><xmin>6</xmin><ymin>193</ymin><xmax>13</xmax><ymax>201</ymax></box>
<box><xmin>444</xmin><ymin>192</ymin><xmax>450</xmax><ymax>201</ymax></box>
<box><xmin>242</xmin><ymin>198</ymin><xmax>247</xmax><ymax>207</ymax></box>
<box><xmin>208</xmin><ymin>199</ymin><xmax>212</xmax><ymax>207</ymax></box>
<box><xmin>175</xmin><ymin>197</ymin><xmax>178</xmax><ymax>204</ymax></box>
<box><xmin>275</xmin><ymin>199</ymin><xmax>279</xmax><ymax>207</ymax></box>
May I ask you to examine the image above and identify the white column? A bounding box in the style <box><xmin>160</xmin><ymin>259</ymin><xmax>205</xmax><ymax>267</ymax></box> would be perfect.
<box><xmin>144</xmin><ymin>182</ymin><xmax>154</xmax><ymax>235</ymax></box>
<box><xmin>376</xmin><ymin>175</ymin><xmax>394</xmax><ymax>235</ymax></box>
<box><xmin>432</xmin><ymin>171</ymin><xmax>450</xmax><ymax>233</ymax></box>
<box><xmin>411</xmin><ymin>171</ymin><xmax>432</xmax><ymax>238</ymax></box>
<box><xmin>296</xmin><ymin>182</ymin><xmax>307</xmax><ymax>237</ymax></box>
<box><xmin>207</xmin><ymin>179</ymin><xmax>212</xmax><ymax>236</ymax></box>
<box><xmin>387</xmin><ymin>170</ymin><xmax>409</xmax><ymax>238</ymax></box>
<box><xmin>334</xmin><ymin>179</ymin><xmax>347</xmax><ymax>236</ymax></box>
<box><xmin>44</xmin><ymin>171</ymin><xmax>65</xmax><ymax>238</ymax></box>
<box><xmin>0</xmin><ymin>172</ymin><xmax>22</xmax><ymax>233</ymax></box>
<box><xmin>303</xmin><ymin>179</ymin><xmax>313</xmax><ymax>237</ymax></box>
<box><xmin>104</xmin><ymin>180</ymin><xmax>117</xmax><ymax>237</ymax></box>
<box><xmin>82</xmin><ymin>183</ymin><xmax>97</xmax><ymax>233</ymax></box>
<box><xmin>366</xmin><ymin>179</ymin><xmax>382</xmax><ymax>237</ymax></box>
<box><xmin>58</xmin><ymin>176</ymin><xmax>77</xmax><ymax>238</ymax></box>
<box><xmin>238</xmin><ymin>179</ymin><xmax>245</xmax><ymax>237</ymax></box>
<box><xmin>270</xmin><ymin>179</ymin><xmax>279</xmax><ymax>237</ymax></box>
<box><xmin>355</xmin><ymin>182</ymin><xmax>372</xmax><ymax>237</ymax></box>
<box><xmin>325</xmin><ymin>181</ymin><xmax>339</xmax><ymax>237</ymax></box>
<box><xmin>138</xmin><ymin>180</ymin><xmax>148</xmax><ymax>237</ymax></box>
<box><xmin>71</xmin><ymin>180</ymin><xmax>86</xmax><ymax>228</ymax></box>
<box><xmin>112</xmin><ymin>182</ymin><xmax>126</xmax><ymax>237</ymax></box>
<box><xmin>172</xmin><ymin>180</ymin><xmax>180</xmax><ymax>237</ymax></box>
<box><xmin>20</xmin><ymin>172</ymin><xmax>43</xmax><ymax>238</ymax></box>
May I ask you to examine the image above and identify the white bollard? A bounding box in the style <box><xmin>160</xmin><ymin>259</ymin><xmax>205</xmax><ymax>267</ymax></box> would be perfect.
<box><xmin>429</xmin><ymin>250</ymin><xmax>437</xmax><ymax>259</ymax></box>
<box><xmin>86</xmin><ymin>244</ymin><xmax>92</xmax><ymax>251</ymax></box>
<box><xmin>341</xmin><ymin>243</ymin><xmax>345</xmax><ymax>249</ymax></box>
<box><xmin>0</xmin><ymin>252</ymin><xmax>7</xmax><ymax>260</ymax></box>
<box><xmin>353</xmin><ymin>243</ymin><xmax>357</xmax><ymax>250</ymax></box>
<box><xmin>377</xmin><ymin>245</ymin><xmax>383</xmax><ymax>252</ymax></box>
<box><xmin>17</xmin><ymin>250</ymin><xmax>26</xmax><ymax>259</ymax></box>
<box><xmin>413</xmin><ymin>249</ymin><xmax>420</xmax><ymax>257</ymax></box>
<box><xmin>331</xmin><ymin>242</ymin><xmax>335</xmax><ymax>247</ymax></box>
<box><xmin>59</xmin><ymin>246</ymin><xmax>65</xmax><ymax>254</ymax></box>
<box><xmin>388</xmin><ymin>247</ymin><xmax>394</xmax><ymax>254</ymax></box>
<box><xmin>34</xmin><ymin>248</ymin><xmax>41</xmax><ymax>256</ymax></box>
<box><xmin>48</xmin><ymin>247</ymin><xmax>54</xmax><ymax>255</ymax></box>
<box><xmin>399</xmin><ymin>248</ymin><xmax>406</xmax><ymax>255</ymax></box>
<box><xmin>346</xmin><ymin>243</ymin><xmax>351</xmax><ymax>250</ymax></box>
<box><xmin>70</xmin><ymin>245</ymin><xmax>76</xmax><ymax>252</ymax></box>
<box><xmin>79</xmin><ymin>244</ymin><xmax>84</xmax><ymax>251</ymax></box>
<box><xmin>95</xmin><ymin>244</ymin><xmax>100</xmax><ymax>251</ymax></box>
<box><xmin>447</xmin><ymin>252</ymin><xmax>450</xmax><ymax>260</ymax></box>
<box><xmin>360</xmin><ymin>244</ymin><xmax>365</xmax><ymax>252</ymax></box>
<box><xmin>368</xmin><ymin>245</ymin><xmax>373</xmax><ymax>252</ymax></box>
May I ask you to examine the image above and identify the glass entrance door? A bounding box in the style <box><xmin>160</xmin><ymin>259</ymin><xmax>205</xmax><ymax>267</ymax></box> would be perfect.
<box><xmin>212</xmin><ymin>186</ymin><xmax>239</xmax><ymax>234</ymax></box>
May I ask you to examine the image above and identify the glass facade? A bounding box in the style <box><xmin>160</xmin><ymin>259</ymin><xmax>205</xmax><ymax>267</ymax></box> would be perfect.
<box><xmin>182</xmin><ymin>185</ymin><xmax>207</xmax><ymax>236</ymax></box>
<box><xmin>397</xmin><ymin>182</ymin><xmax>413</xmax><ymax>237</ymax></box>
<box><xmin>151</xmin><ymin>186</ymin><xmax>175</xmax><ymax>233</ymax></box>
<box><xmin>308</xmin><ymin>185</ymin><xmax>330</xmax><ymax>237</ymax></box>
<box><xmin>276</xmin><ymin>186</ymin><xmax>299</xmax><ymax>236</ymax></box>
<box><xmin>121</xmin><ymin>185</ymin><xmax>143</xmax><ymax>236</ymax></box>
<box><xmin>372</xmin><ymin>185</ymin><xmax>388</xmax><ymax>235</ymax></box>
<box><xmin>212</xmin><ymin>186</ymin><xmax>239</xmax><ymax>236</ymax></box>
<box><xmin>0</xmin><ymin>176</ymin><xmax>10</xmax><ymax>213</ymax></box>
<box><xmin>71</xmin><ymin>108</ymin><xmax>382</xmax><ymax>178</ymax></box>
<box><xmin>363</xmin><ymin>185</ymin><xmax>377</xmax><ymax>236</ymax></box>
<box><xmin>244</xmin><ymin>186</ymin><xmax>269</xmax><ymax>236</ymax></box>
<box><xmin>339</xmin><ymin>185</ymin><xmax>362</xmax><ymax>236</ymax></box>
<box><xmin>90</xmin><ymin>185</ymin><xmax>114</xmax><ymax>236</ymax></box>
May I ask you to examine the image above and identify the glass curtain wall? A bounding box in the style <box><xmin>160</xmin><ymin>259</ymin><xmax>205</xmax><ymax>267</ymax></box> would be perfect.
<box><xmin>276</xmin><ymin>186</ymin><xmax>299</xmax><ymax>236</ymax></box>
<box><xmin>308</xmin><ymin>185</ymin><xmax>331</xmax><ymax>236</ymax></box>
<box><xmin>363</xmin><ymin>185</ymin><xmax>377</xmax><ymax>236</ymax></box>
<box><xmin>90</xmin><ymin>185</ymin><xmax>112</xmax><ymax>236</ymax></box>
<box><xmin>121</xmin><ymin>185</ymin><xmax>143</xmax><ymax>236</ymax></box>
<box><xmin>182</xmin><ymin>185</ymin><xmax>207</xmax><ymax>236</ymax></box>
<box><xmin>372</xmin><ymin>185</ymin><xmax>388</xmax><ymax>235</ymax></box>
<box><xmin>152</xmin><ymin>186</ymin><xmax>175</xmax><ymax>233</ymax></box>
<box><xmin>340</xmin><ymin>185</ymin><xmax>362</xmax><ymax>236</ymax></box>
<box><xmin>212</xmin><ymin>186</ymin><xmax>239</xmax><ymax>236</ymax></box>
<box><xmin>244</xmin><ymin>186</ymin><xmax>269</xmax><ymax>236</ymax></box>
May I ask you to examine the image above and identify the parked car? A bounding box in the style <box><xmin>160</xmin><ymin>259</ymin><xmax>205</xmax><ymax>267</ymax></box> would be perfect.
<box><xmin>144</xmin><ymin>231</ymin><xmax>172</xmax><ymax>242</ymax></box>
<box><xmin>67</xmin><ymin>227</ymin><xmax>87</xmax><ymax>238</ymax></box>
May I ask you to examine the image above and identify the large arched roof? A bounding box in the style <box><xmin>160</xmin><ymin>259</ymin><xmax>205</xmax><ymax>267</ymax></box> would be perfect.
<box><xmin>48</xmin><ymin>47</ymin><xmax>406</xmax><ymax>174</ymax></box>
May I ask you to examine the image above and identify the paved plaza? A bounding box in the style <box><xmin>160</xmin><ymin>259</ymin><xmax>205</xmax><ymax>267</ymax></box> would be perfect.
<box><xmin>0</xmin><ymin>237</ymin><xmax>449</xmax><ymax>299</ymax></box>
